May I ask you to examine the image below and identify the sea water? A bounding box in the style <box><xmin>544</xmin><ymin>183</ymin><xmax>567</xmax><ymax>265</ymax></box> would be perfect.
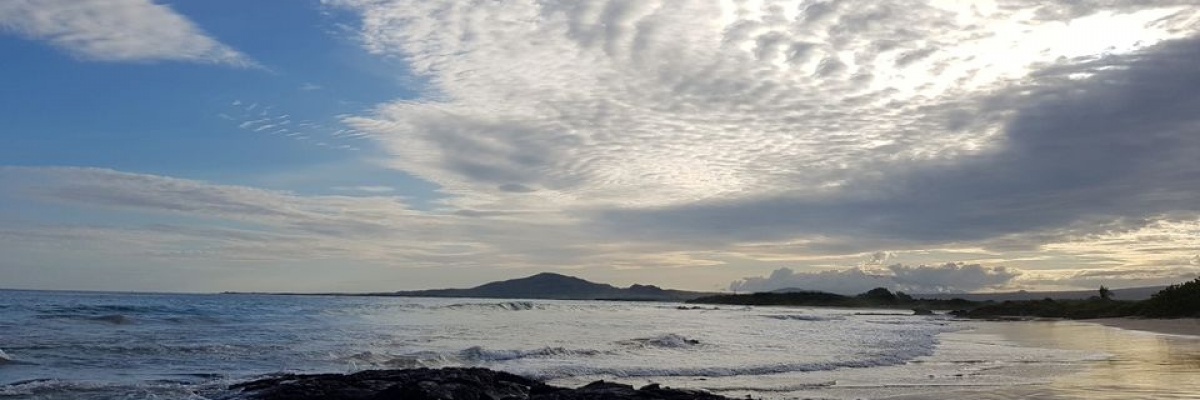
<box><xmin>0</xmin><ymin>290</ymin><xmax>1107</xmax><ymax>399</ymax></box>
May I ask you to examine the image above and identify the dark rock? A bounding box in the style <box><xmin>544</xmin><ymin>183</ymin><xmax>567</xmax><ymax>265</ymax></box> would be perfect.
<box><xmin>912</xmin><ymin>307</ymin><xmax>934</xmax><ymax>316</ymax></box>
<box><xmin>232</xmin><ymin>368</ymin><xmax>736</xmax><ymax>400</ymax></box>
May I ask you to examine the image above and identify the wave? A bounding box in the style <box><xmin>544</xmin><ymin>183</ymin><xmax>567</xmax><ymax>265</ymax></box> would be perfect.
<box><xmin>33</xmin><ymin>312</ymin><xmax>224</xmax><ymax>325</ymax></box>
<box><xmin>339</xmin><ymin>351</ymin><xmax>455</xmax><ymax>369</ymax></box>
<box><xmin>34</xmin><ymin>313</ymin><xmax>135</xmax><ymax>324</ymax></box>
<box><xmin>441</xmin><ymin>301</ymin><xmax>542</xmax><ymax>311</ymax></box>
<box><xmin>864</xmin><ymin>319</ymin><xmax>949</xmax><ymax>326</ymax></box>
<box><xmin>538</xmin><ymin>345</ymin><xmax>937</xmax><ymax>379</ymax></box>
<box><xmin>763</xmin><ymin>314</ymin><xmax>842</xmax><ymax>322</ymax></box>
<box><xmin>10</xmin><ymin>342</ymin><xmax>279</xmax><ymax>358</ymax></box>
<box><xmin>0</xmin><ymin>348</ymin><xmax>11</xmax><ymax>364</ymax></box>
<box><xmin>616</xmin><ymin>333</ymin><xmax>702</xmax><ymax>348</ymax></box>
<box><xmin>339</xmin><ymin>345</ymin><xmax>602</xmax><ymax>370</ymax></box>
<box><xmin>38</xmin><ymin>304</ymin><xmax>180</xmax><ymax>315</ymax></box>
<box><xmin>706</xmin><ymin>381</ymin><xmax>837</xmax><ymax>393</ymax></box>
<box><xmin>459</xmin><ymin>346</ymin><xmax>600</xmax><ymax>362</ymax></box>
<box><xmin>0</xmin><ymin>378</ymin><xmax>223</xmax><ymax>398</ymax></box>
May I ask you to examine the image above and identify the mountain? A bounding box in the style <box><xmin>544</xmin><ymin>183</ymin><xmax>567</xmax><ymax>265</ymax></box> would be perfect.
<box><xmin>387</xmin><ymin>272</ymin><xmax>713</xmax><ymax>301</ymax></box>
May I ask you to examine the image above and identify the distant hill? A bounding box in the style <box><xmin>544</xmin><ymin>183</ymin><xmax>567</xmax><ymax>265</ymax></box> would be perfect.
<box><xmin>387</xmin><ymin>272</ymin><xmax>715</xmax><ymax>301</ymax></box>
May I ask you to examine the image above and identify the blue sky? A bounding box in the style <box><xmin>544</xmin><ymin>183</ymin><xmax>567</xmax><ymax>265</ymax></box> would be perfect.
<box><xmin>2</xmin><ymin>0</ymin><xmax>1199</xmax><ymax>293</ymax></box>
<box><xmin>1</xmin><ymin>0</ymin><xmax>432</xmax><ymax>196</ymax></box>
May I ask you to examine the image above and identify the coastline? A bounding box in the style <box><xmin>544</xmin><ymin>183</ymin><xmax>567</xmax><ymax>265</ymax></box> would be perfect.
<box><xmin>889</xmin><ymin>319</ymin><xmax>1200</xmax><ymax>399</ymax></box>
<box><xmin>1087</xmin><ymin>317</ymin><xmax>1200</xmax><ymax>337</ymax></box>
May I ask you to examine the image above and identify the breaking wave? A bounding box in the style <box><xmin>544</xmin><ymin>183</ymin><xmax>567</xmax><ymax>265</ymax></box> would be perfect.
<box><xmin>339</xmin><ymin>346</ymin><xmax>602</xmax><ymax>370</ymax></box>
<box><xmin>340</xmin><ymin>351</ymin><xmax>455</xmax><ymax>369</ymax></box>
<box><xmin>538</xmin><ymin>344</ymin><xmax>938</xmax><ymax>380</ymax></box>
<box><xmin>763</xmin><ymin>314</ymin><xmax>842</xmax><ymax>322</ymax></box>
<box><xmin>0</xmin><ymin>378</ymin><xmax>223</xmax><ymax>398</ymax></box>
<box><xmin>460</xmin><ymin>346</ymin><xmax>601</xmax><ymax>362</ymax></box>
<box><xmin>617</xmin><ymin>334</ymin><xmax>702</xmax><ymax>348</ymax></box>
<box><xmin>442</xmin><ymin>301</ymin><xmax>542</xmax><ymax>311</ymax></box>
<box><xmin>0</xmin><ymin>348</ymin><xmax>12</xmax><ymax>364</ymax></box>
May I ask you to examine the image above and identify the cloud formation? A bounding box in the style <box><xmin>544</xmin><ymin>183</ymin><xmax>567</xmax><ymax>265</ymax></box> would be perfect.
<box><xmin>324</xmin><ymin>0</ymin><xmax>1200</xmax><ymax>257</ymax></box>
<box><xmin>328</xmin><ymin>0</ymin><xmax>1198</xmax><ymax>210</ymax></box>
<box><xmin>4</xmin><ymin>1</ymin><xmax>1200</xmax><ymax>291</ymax></box>
<box><xmin>0</xmin><ymin>0</ymin><xmax>253</xmax><ymax>66</ymax></box>
<box><xmin>730</xmin><ymin>263</ymin><xmax>1021</xmax><ymax>294</ymax></box>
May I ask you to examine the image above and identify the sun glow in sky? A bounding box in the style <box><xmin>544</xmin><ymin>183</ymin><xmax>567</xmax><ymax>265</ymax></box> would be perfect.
<box><xmin>1</xmin><ymin>0</ymin><xmax>1199</xmax><ymax>294</ymax></box>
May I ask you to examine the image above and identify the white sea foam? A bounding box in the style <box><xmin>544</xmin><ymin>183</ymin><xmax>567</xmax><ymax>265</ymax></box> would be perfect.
<box><xmin>442</xmin><ymin>301</ymin><xmax>541</xmax><ymax>311</ymax></box>
<box><xmin>616</xmin><ymin>333</ymin><xmax>703</xmax><ymax>348</ymax></box>
<box><xmin>460</xmin><ymin>346</ymin><xmax>602</xmax><ymax>362</ymax></box>
<box><xmin>0</xmin><ymin>348</ymin><xmax>12</xmax><ymax>363</ymax></box>
<box><xmin>340</xmin><ymin>350</ymin><xmax>454</xmax><ymax>369</ymax></box>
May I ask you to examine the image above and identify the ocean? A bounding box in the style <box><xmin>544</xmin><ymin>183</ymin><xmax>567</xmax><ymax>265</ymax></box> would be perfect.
<box><xmin>0</xmin><ymin>289</ymin><xmax>1185</xmax><ymax>399</ymax></box>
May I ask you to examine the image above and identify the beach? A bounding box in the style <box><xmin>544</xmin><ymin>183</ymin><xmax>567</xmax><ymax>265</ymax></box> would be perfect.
<box><xmin>888</xmin><ymin>319</ymin><xmax>1200</xmax><ymax>400</ymax></box>
<box><xmin>1089</xmin><ymin>318</ymin><xmax>1200</xmax><ymax>337</ymax></box>
<box><xmin>3</xmin><ymin>289</ymin><xmax>1198</xmax><ymax>399</ymax></box>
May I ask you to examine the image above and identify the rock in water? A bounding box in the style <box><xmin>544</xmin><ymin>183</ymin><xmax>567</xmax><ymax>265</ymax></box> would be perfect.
<box><xmin>231</xmin><ymin>367</ymin><xmax>736</xmax><ymax>400</ymax></box>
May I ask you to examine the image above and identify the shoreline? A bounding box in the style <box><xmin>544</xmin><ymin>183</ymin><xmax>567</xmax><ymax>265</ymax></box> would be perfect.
<box><xmin>889</xmin><ymin>318</ymin><xmax>1200</xmax><ymax>399</ymax></box>
<box><xmin>1086</xmin><ymin>317</ymin><xmax>1200</xmax><ymax>337</ymax></box>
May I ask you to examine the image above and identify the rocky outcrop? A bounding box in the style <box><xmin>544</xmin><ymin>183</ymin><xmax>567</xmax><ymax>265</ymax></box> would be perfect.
<box><xmin>231</xmin><ymin>367</ymin><xmax>736</xmax><ymax>400</ymax></box>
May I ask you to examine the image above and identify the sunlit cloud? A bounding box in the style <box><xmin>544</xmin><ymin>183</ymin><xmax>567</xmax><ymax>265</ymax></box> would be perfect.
<box><xmin>0</xmin><ymin>0</ymin><xmax>255</xmax><ymax>66</ymax></box>
<box><xmin>3</xmin><ymin>1</ymin><xmax>1200</xmax><ymax>291</ymax></box>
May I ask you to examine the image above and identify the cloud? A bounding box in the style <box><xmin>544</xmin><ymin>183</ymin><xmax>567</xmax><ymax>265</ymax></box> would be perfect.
<box><xmin>323</xmin><ymin>0</ymin><xmax>1200</xmax><ymax>251</ymax></box>
<box><xmin>328</xmin><ymin>0</ymin><xmax>1198</xmax><ymax>209</ymax></box>
<box><xmin>730</xmin><ymin>263</ymin><xmax>1021</xmax><ymax>295</ymax></box>
<box><xmin>333</xmin><ymin>185</ymin><xmax>396</xmax><ymax>193</ymax></box>
<box><xmin>1018</xmin><ymin>266</ymin><xmax>1200</xmax><ymax>290</ymax></box>
<box><xmin>0</xmin><ymin>0</ymin><xmax>254</xmax><ymax>66</ymax></box>
<box><xmin>0</xmin><ymin>166</ymin><xmax>710</xmax><ymax>274</ymax></box>
<box><xmin>222</xmin><ymin>101</ymin><xmax>365</xmax><ymax>150</ymax></box>
<box><xmin>864</xmin><ymin>251</ymin><xmax>894</xmax><ymax>265</ymax></box>
<box><xmin>597</xmin><ymin>31</ymin><xmax>1200</xmax><ymax>256</ymax></box>
<box><xmin>6</xmin><ymin>1</ymin><xmax>1200</xmax><ymax>291</ymax></box>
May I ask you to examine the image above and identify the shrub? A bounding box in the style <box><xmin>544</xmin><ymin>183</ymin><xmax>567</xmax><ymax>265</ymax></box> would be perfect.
<box><xmin>1139</xmin><ymin>277</ymin><xmax>1200</xmax><ymax>318</ymax></box>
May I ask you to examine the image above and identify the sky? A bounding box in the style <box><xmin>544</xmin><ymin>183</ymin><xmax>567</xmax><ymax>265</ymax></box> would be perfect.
<box><xmin>1</xmin><ymin>0</ymin><xmax>1199</xmax><ymax>294</ymax></box>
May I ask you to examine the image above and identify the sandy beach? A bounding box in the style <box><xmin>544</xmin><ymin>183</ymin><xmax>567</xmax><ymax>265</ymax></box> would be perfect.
<box><xmin>888</xmin><ymin>319</ymin><xmax>1200</xmax><ymax>400</ymax></box>
<box><xmin>1088</xmin><ymin>318</ymin><xmax>1200</xmax><ymax>337</ymax></box>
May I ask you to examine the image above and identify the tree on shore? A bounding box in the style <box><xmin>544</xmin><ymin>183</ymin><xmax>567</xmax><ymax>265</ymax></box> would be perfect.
<box><xmin>1139</xmin><ymin>277</ymin><xmax>1200</xmax><ymax>318</ymax></box>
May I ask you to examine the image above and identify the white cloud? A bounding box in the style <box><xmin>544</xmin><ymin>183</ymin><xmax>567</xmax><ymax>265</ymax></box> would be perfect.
<box><xmin>319</xmin><ymin>1</ymin><xmax>1200</xmax><ymax>283</ymax></box>
<box><xmin>333</xmin><ymin>185</ymin><xmax>396</xmax><ymax>193</ymax></box>
<box><xmin>327</xmin><ymin>0</ymin><xmax>1197</xmax><ymax>210</ymax></box>
<box><xmin>0</xmin><ymin>0</ymin><xmax>254</xmax><ymax>66</ymax></box>
<box><xmin>5</xmin><ymin>0</ymin><xmax>1200</xmax><ymax>291</ymax></box>
<box><xmin>0</xmin><ymin>166</ymin><xmax>706</xmax><ymax>274</ymax></box>
<box><xmin>1</xmin><ymin>165</ymin><xmax>1194</xmax><ymax>292</ymax></box>
<box><xmin>730</xmin><ymin>263</ymin><xmax>1021</xmax><ymax>294</ymax></box>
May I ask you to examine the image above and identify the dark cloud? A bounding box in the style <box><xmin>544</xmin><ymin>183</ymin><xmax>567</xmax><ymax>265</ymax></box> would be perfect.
<box><xmin>599</xmin><ymin>34</ymin><xmax>1200</xmax><ymax>253</ymax></box>
<box><xmin>498</xmin><ymin>183</ymin><xmax>537</xmax><ymax>193</ymax></box>
<box><xmin>730</xmin><ymin>263</ymin><xmax>1021</xmax><ymax>295</ymax></box>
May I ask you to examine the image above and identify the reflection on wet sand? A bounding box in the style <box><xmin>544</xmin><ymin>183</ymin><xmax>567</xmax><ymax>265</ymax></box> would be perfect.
<box><xmin>896</xmin><ymin>321</ymin><xmax>1200</xmax><ymax>400</ymax></box>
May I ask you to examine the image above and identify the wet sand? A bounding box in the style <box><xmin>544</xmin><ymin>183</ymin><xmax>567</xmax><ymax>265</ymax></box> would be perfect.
<box><xmin>888</xmin><ymin>320</ymin><xmax>1200</xmax><ymax>400</ymax></box>
<box><xmin>1089</xmin><ymin>318</ymin><xmax>1200</xmax><ymax>337</ymax></box>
